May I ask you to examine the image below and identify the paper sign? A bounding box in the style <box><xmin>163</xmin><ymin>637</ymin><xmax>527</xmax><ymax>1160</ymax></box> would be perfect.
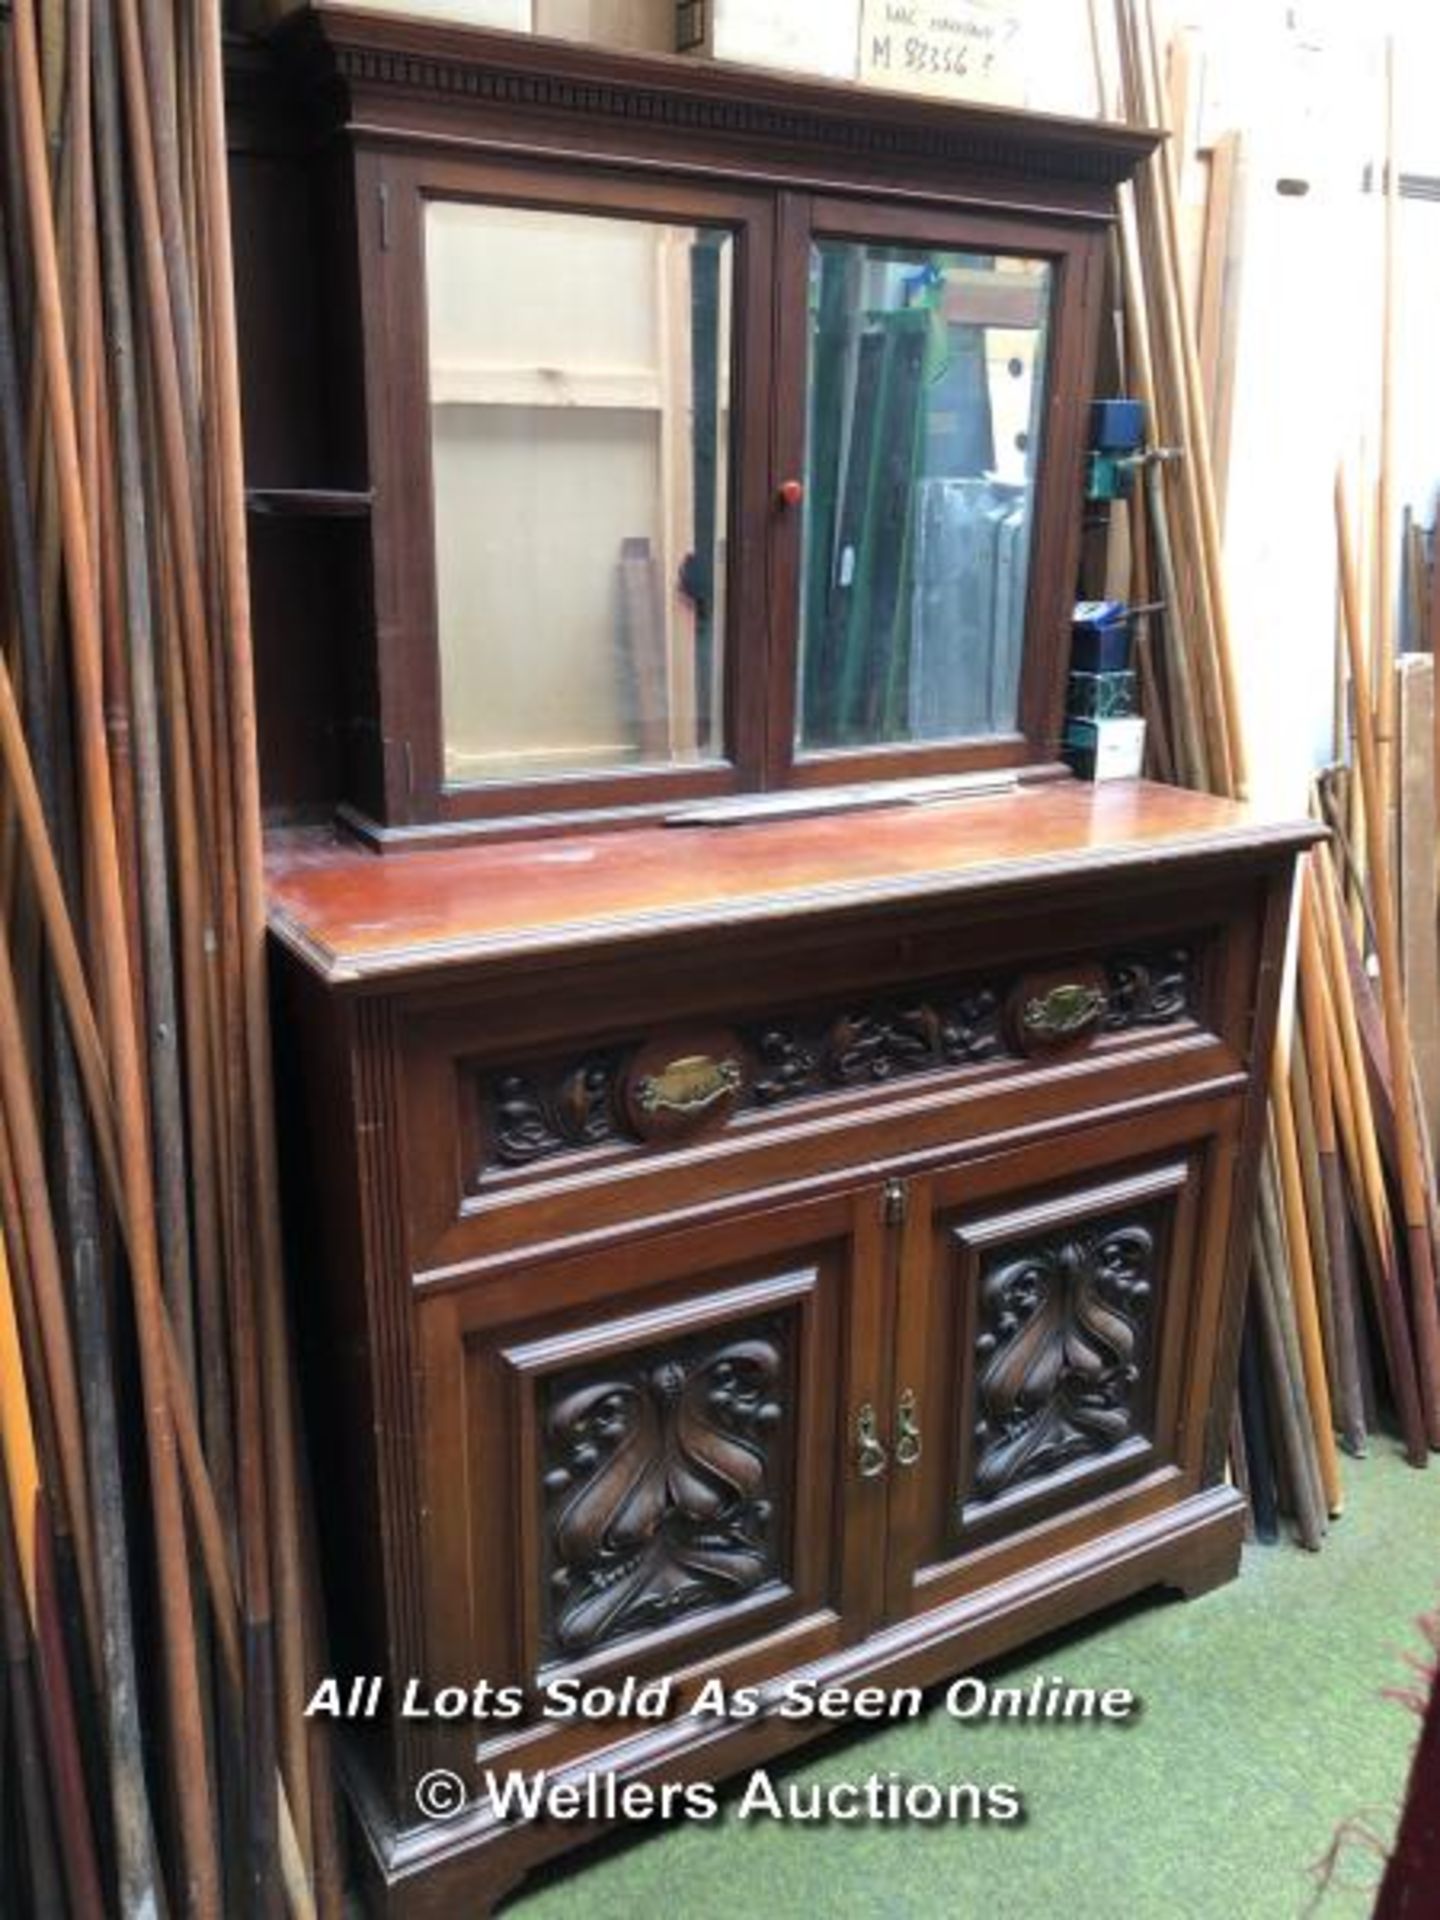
<box><xmin>342</xmin><ymin>0</ymin><xmax>532</xmax><ymax>24</ymax></box>
<box><xmin>708</xmin><ymin>0</ymin><xmax>862</xmax><ymax>80</ymax></box>
<box><xmin>858</xmin><ymin>0</ymin><xmax>1027</xmax><ymax>106</ymax></box>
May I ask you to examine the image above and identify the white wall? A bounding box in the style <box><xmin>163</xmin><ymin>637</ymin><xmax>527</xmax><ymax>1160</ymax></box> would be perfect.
<box><xmin>1168</xmin><ymin>0</ymin><xmax>1440</xmax><ymax>809</ymax></box>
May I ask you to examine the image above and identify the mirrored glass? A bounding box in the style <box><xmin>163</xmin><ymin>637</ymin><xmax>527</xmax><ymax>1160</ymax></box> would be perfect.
<box><xmin>796</xmin><ymin>243</ymin><xmax>1051</xmax><ymax>752</ymax></box>
<box><xmin>426</xmin><ymin>203</ymin><xmax>733</xmax><ymax>785</ymax></box>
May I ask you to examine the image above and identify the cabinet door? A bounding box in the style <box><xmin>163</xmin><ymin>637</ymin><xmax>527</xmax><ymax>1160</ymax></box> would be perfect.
<box><xmin>413</xmin><ymin>1185</ymin><xmax>890</xmax><ymax>1778</ymax></box>
<box><xmin>884</xmin><ymin>1098</ymin><xmax>1242</xmax><ymax>1622</ymax></box>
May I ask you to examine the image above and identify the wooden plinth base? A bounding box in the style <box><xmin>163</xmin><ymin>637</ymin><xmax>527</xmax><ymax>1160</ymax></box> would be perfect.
<box><xmin>347</xmin><ymin>1486</ymin><xmax>1245</xmax><ymax>1918</ymax></box>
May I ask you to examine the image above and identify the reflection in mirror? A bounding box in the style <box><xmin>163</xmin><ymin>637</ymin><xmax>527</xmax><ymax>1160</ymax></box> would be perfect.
<box><xmin>797</xmin><ymin>243</ymin><xmax>1051</xmax><ymax>753</ymax></box>
<box><xmin>426</xmin><ymin>203</ymin><xmax>732</xmax><ymax>785</ymax></box>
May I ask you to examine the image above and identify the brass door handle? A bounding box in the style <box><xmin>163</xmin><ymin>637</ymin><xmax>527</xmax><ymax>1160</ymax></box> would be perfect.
<box><xmin>895</xmin><ymin>1387</ymin><xmax>922</xmax><ymax>1468</ymax></box>
<box><xmin>855</xmin><ymin>1403</ymin><xmax>888</xmax><ymax>1479</ymax></box>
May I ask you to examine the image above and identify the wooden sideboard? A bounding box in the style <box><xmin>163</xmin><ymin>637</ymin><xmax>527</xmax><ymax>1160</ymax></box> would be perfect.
<box><xmin>241</xmin><ymin>21</ymin><xmax>1318</xmax><ymax>1910</ymax></box>
<box><xmin>267</xmin><ymin>778</ymin><xmax>1317</xmax><ymax>1916</ymax></box>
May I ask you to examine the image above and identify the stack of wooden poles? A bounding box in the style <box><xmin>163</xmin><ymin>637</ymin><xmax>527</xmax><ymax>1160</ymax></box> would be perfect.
<box><xmin>1095</xmin><ymin>0</ymin><xmax>1440</xmax><ymax>1547</ymax></box>
<box><xmin>0</xmin><ymin>0</ymin><xmax>338</xmax><ymax>1912</ymax></box>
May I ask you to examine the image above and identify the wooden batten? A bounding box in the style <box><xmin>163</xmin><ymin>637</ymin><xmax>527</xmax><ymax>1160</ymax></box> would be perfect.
<box><xmin>1397</xmin><ymin>656</ymin><xmax>1440</xmax><ymax>1145</ymax></box>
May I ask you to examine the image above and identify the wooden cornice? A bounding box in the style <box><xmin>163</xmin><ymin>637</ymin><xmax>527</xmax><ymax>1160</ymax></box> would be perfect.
<box><xmin>271</xmin><ymin>3</ymin><xmax>1158</xmax><ymax>201</ymax></box>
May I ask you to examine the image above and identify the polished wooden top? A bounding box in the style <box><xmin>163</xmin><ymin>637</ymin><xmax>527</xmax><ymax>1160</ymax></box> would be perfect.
<box><xmin>266</xmin><ymin>779</ymin><xmax>1319</xmax><ymax>987</ymax></box>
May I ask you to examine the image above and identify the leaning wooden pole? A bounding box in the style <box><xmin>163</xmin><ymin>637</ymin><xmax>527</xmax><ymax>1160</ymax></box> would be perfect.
<box><xmin>1314</xmin><ymin>838</ymin><xmax>1428</xmax><ymax>1465</ymax></box>
<box><xmin>1134</xmin><ymin>0</ymin><xmax>1246</xmax><ymax>795</ymax></box>
<box><xmin>2</xmin><ymin>134</ymin><xmax>158</xmax><ymax>1899</ymax></box>
<box><xmin>195</xmin><ymin>0</ymin><xmax>327</xmax><ymax>1900</ymax></box>
<box><xmin>1272</xmin><ymin>1048</ymin><xmax>1342</xmax><ymax>1515</ymax></box>
<box><xmin>1430</xmin><ymin>514</ymin><xmax>1440</xmax><ymax>905</ymax></box>
<box><xmin>0</xmin><ymin>937</ymin><xmax>99</xmax><ymax>1662</ymax></box>
<box><xmin>95</xmin><ymin>0</ymin><xmax>199</xmax><ymax>1397</ymax></box>
<box><xmin>1373</xmin><ymin>37</ymin><xmax>1399</xmax><ymax>833</ymax></box>
<box><xmin>9</xmin><ymin>0</ymin><xmax>222</xmax><ymax>1903</ymax></box>
<box><xmin>0</xmin><ymin>1458</ymin><xmax>64</xmax><ymax>1914</ymax></box>
<box><xmin>1297</xmin><ymin>868</ymin><xmax>1366</xmax><ymax>1456</ymax></box>
<box><xmin>0</xmin><ymin>1132</ymin><xmax>105</xmax><ymax>1920</ymax></box>
<box><xmin>1335</xmin><ymin>471</ymin><xmax>1440</xmax><ymax>1450</ymax></box>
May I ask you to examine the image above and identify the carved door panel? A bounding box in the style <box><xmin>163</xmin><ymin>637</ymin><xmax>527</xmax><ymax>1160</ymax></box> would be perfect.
<box><xmin>883</xmin><ymin>1096</ymin><xmax>1243</xmax><ymax>1622</ymax></box>
<box><xmin>414</xmin><ymin>1184</ymin><xmax>891</xmax><ymax>1782</ymax></box>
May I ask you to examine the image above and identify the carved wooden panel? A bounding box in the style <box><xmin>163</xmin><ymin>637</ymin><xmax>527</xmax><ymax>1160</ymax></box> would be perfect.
<box><xmin>539</xmin><ymin>1317</ymin><xmax>790</xmax><ymax>1661</ymax></box>
<box><xmin>934</xmin><ymin>1153</ymin><xmax>1200</xmax><ymax>1550</ymax></box>
<box><xmin>422</xmin><ymin>1199</ymin><xmax>875</xmax><ymax>1777</ymax></box>
<box><xmin>970</xmin><ymin>1208</ymin><xmax>1159</xmax><ymax>1504</ymax></box>
<box><xmin>471</xmin><ymin>941</ymin><xmax>1201</xmax><ymax>1179</ymax></box>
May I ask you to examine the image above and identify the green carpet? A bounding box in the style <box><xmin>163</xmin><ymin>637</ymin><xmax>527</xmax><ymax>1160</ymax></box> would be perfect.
<box><xmin>511</xmin><ymin>1448</ymin><xmax>1440</xmax><ymax>1919</ymax></box>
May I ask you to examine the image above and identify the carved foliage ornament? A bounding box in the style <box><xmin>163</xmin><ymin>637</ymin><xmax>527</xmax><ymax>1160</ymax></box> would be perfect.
<box><xmin>491</xmin><ymin>1056</ymin><xmax>620</xmax><ymax>1165</ymax></box>
<box><xmin>1103</xmin><ymin>951</ymin><xmax>1192</xmax><ymax>1029</ymax></box>
<box><xmin>541</xmin><ymin>1326</ymin><xmax>787</xmax><ymax>1659</ymax></box>
<box><xmin>970</xmin><ymin>1211</ymin><xmax>1157</xmax><ymax>1506</ymax></box>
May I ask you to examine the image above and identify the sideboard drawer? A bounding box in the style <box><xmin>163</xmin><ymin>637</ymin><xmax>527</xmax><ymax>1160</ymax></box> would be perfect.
<box><xmin>393</xmin><ymin>873</ymin><xmax>1270</xmax><ymax>1275</ymax></box>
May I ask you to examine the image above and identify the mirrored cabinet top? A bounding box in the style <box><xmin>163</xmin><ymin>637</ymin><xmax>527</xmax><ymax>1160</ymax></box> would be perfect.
<box><xmin>423</xmin><ymin>199</ymin><xmax>1054</xmax><ymax>799</ymax></box>
<box><xmin>246</xmin><ymin>13</ymin><xmax>1156</xmax><ymax>835</ymax></box>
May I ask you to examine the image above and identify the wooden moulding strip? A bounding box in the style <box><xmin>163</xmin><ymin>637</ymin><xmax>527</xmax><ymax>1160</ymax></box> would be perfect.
<box><xmin>1336</xmin><ymin>472</ymin><xmax>1440</xmax><ymax>1453</ymax></box>
<box><xmin>1195</xmin><ymin>129</ymin><xmax>1242</xmax><ymax>525</ymax></box>
<box><xmin>1396</xmin><ymin>658</ymin><xmax>1440</xmax><ymax>1144</ymax></box>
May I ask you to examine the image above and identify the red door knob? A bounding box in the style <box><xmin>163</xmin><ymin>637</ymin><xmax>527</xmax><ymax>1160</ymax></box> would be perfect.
<box><xmin>777</xmin><ymin>478</ymin><xmax>804</xmax><ymax>508</ymax></box>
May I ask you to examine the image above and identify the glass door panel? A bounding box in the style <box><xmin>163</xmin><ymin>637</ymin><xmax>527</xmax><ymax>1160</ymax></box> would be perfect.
<box><xmin>425</xmin><ymin>202</ymin><xmax>734</xmax><ymax>786</ymax></box>
<box><xmin>796</xmin><ymin>242</ymin><xmax>1051</xmax><ymax>754</ymax></box>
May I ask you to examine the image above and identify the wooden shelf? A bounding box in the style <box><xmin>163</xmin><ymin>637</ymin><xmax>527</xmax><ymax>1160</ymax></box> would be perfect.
<box><xmin>430</xmin><ymin>362</ymin><xmax>661</xmax><ymax>410</ymax></box>
<box><xmin>246</xmin><ymin>487</ymin><xmax>373</xmax><ymax>519</ymax></box>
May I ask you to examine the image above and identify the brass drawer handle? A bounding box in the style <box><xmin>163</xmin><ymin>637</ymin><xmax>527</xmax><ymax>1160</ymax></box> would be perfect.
<box><xmin>855</xmin><ymin>1403</ymin><xmax>888</xmax><ymax>1480</ymax></box>
<box><xmin>1020</xmin><ymin>982</ymin><xmax>1107</xmax><ymax>1042</ymax></box>
<box><xmin>634</xmin><ymin>1053</ymin><xmax>743</xmax><ymax>1118</ymax></box>
<box><xmin>895</xmin><ymin>1387</ymin><xmax>922</xmax><ymax>1468</ymax></box>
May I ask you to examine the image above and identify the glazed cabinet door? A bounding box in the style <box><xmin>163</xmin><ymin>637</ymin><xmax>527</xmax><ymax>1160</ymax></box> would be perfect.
<box><xmin>412</xmin><ymin>1184</ymin><xmax>892</xmax><ymax>1783</ymax></box>
<box><xmin>883</xmin><ymin>1097</ymin><xmax>1243</xmax><ymax>1623</ymax></box>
